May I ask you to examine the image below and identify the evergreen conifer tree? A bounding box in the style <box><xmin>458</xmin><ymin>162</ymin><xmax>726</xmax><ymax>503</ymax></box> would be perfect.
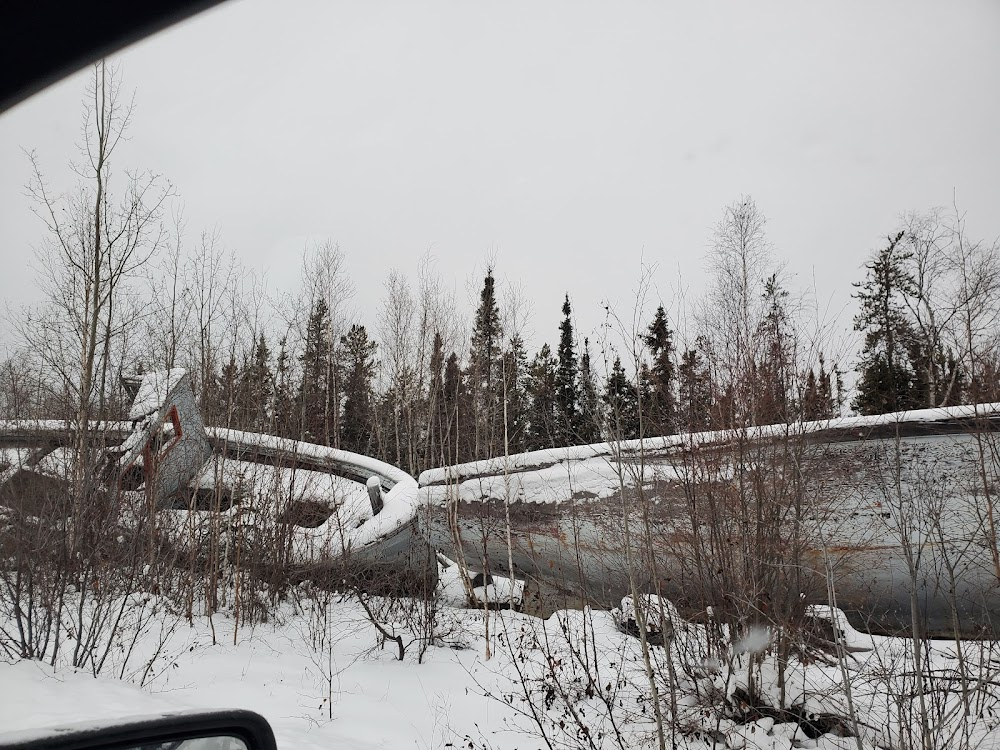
<box><xmin>239</xmin><ymin>334</ymin><xmax>273</xmax><ymax>432</ymax></box>
<box><xmin>273</xmin><ymin>336</ymin><xmax>296</xmax><ymax>437</ymax></box>
<box><xmin>802</xmin><ymin>354</ymin><xmax>836</xmax><ymax>421</ymax></box>
<box><xmin>426</xmin><ymin>332</ymin><xmax>446</xmax><ymax>467</ymax></box>
<box><xmin>298</xmin><ymin>298</ymin><xmax>331</xmax><ymax>442</ymax></box>
<box><xmin>525</xmin><ymin>343</ymin><xmax>558</xmax><ymax>450</ymax></box>
<box><xmin>576</xmin><ymin>337</ymin><xmax>601</xmax><ymax>443</ymax></box>
<box><xmin>816</xmin><ymin>354</ymin><xmax>834</xmax><ymax>417</ymax></box>
<box><xmin>853</xmin><ymin>232</ymin><xmax>919</xmax><ymax>415</ymax></box>
<box><xmin>641</xmin><ymin>304</ymin><xmax>676</xmax><ymax>436</ymax></box>
<box><xmin>503</xmin><ymin>333</ymin><xmax>529</xmax><ymax>454</ymax></box>
<box><xmin>802</xmin><ymin>367</ymin><xmax>819</xmax><ymax>420</ymax></box>
<box><xmin>218</xmin><ymin>354</ymin><xmax>240</xmax><ymax>427</ymax></box>
<box><xmin>603</xmin><ymin>356</ymin><xmax>640</xmax><ymax>440</ymax></box>
<box><xmin>442</xmin><ymin>352</ymin><xmax>468</xmax><ymax>463</ymax></box>
<box><xmin>339</xmin><ymin>324</ymin><xmax>377</xmax><ymax>454</ymax></box>
<box><xmin>677</xmin><ymin>343</ymin><xmax>713</xmax><ymax>432</ymax></box>
<box><xmin>468</xmin><ymin>268</ymin><xmax>503</xmax><ymax>458</ymax></box>
<box><xmin>755</xmin><ymin>275</ymin><xmax>794</xmax><ymax>424</ymax></box>
<box><xmin>555</xmin><ymin>294</ymin><xmax>579</xmax><ymax>445</ymax></box>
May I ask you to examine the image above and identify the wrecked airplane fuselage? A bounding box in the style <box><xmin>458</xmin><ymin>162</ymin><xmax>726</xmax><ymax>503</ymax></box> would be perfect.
<box><xmin>0</xmin><ymin>369</ymin><xmax>437</xmax><ymax>595</ymax></box>
<box><xmin>106</xmin><ymin>368</ymin><xmax>213</xmax><ymax>500</ymax></box>
<box><xmin>4</xmin><ymin>373</ymin><xmax>1000</xmax><ymax>636</ymax></box>
<box><xmin>418</xmin><ymin>406</ymin><xmax>1000</xmax><ymax>638</ymax></box>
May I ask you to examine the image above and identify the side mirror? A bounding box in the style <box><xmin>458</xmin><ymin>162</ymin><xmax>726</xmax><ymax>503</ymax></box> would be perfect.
<box><xmin>0</xmin><ymin>709</ymin><xmax>277</xmax><ymax>750</ymax></box>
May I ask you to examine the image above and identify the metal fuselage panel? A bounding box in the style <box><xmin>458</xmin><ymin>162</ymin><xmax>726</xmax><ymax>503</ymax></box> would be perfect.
<box><xmin>420</xmin><ymin>429</ymin><xmax>1000</xmax><ymax>637</ymax></box>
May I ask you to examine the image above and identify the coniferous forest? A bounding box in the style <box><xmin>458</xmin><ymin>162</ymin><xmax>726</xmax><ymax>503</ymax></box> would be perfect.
<box><xmin>3</xmin><ymin>65</ymin><xmax>1000</xmax><ymax>477</ymax></box>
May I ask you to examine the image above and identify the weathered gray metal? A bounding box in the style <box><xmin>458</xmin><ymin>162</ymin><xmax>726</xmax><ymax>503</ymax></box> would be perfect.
<box><xmin>0</xmin><ymin>420</ymin><xmax>131</xmax><ymax>448</ymax></box>
<box><xmin>0</xmin><ymin>421</ymin><xmax>131</xmax><ymax>503</ymax></box>
<box><xmin>367</xmin><ymin>476</ymin><xmax>384</xmax><ymax>515</ymax></box>
<box><xmin>0</xmin><ymin>371</ymin><xmax>437</xmax><ymax>596</ymax></box>
<box><xmin>107</xmin><ymin>369</ymin><xmax>212</xmax><ymax>505</ymax></box>
<box><xmin>417</xmin><ymin>408</ymin><xmax>1000</xmax><ymax>638</ymax></box>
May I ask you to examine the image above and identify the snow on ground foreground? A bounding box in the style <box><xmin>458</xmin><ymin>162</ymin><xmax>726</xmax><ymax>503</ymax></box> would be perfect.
<box><xmin>2</xmin><ymin>578</ymin><xmax>998</xmax><ymax>750</ymax></box>
<box><xmin>0</xmin><ymin>596</ymin><xmax>494</xmax><ymax>750</ymax></box>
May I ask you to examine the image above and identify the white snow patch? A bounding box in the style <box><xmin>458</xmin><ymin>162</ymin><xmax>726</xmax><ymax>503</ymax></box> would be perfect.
<box><xmin>472</xmin><ymin>577</ymin><xmax>524</xmax><ymax>606</ymax></box>
<box><xmin>206</xmin><ymin>428</ymin><xmax>413</xmax><ymax>489</ymax></box>
<box><xmin>128</xmin><ymin>368</ymin><xmax>188</xmax><ymax>420</ymax></box>
<box><xmin>1</xmin><ymin>599</ymin><xmax>998</xmax><ymax>750</ymax></box>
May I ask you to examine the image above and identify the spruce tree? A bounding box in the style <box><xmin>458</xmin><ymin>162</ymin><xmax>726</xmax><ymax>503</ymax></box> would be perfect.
<box><xmin>817</xmin><ymin>354</ymin><xmax>834</xmax><ymax>418</ymax></box>
<box><xmin>755</xmin><ymin>275</ymin><xmax>794</xmax><ymax>425</ymax></box>
<box><xmin>525</xmin><ymin>344</ymin><xmax>558</xmax><ymax>450</ymax></box>
<box><xmin>641</xmin><ymin>304</ymin><xmax>676</xmax><ymax>436</ymax></box>
<box><xmin>218</xmin><ymin>354</ymin><xmax>240</xmax><ymax>427</ymax></box>
<box><xmin>298</xmin><ymin>298</ymin><xmax>331</xmax><ymax>442</ymax></box>
<box><xmin>802</xmin><ymin>355</ymin><xmax>835</xmax><ymax>421</ymax></box>
<box><xmin>603</xmin><ymin>356</ymin><xmax>640</xmax><ymax>440</ymax></box>
<box><xmin>576</xmin><ymin>337</ymin><xmax>601</xmax><ymax>443</ymax></box>
<box><xmin>426</xmin><ymin>332</ymin><xmax>446</xmax><ymax>467</ymax></box>
<box><xmin>273</xmin><ymin>336</ymin><xmax>296</xmax><ymax>437</ymax></box>
<box><xmin>853</xmin><ymin>232</ymin><xmax>919</xmax><ymax>415</ymax></box>
<box><xmin>802</xmin><ymin>367</ymin><xmax>819</xmax><ymax>420</ymax></box>
<box><xmin>677</xmin><ymin>344</ymin><xmax>712</xmax><ymax>432</ymax></box>
<box><xmin>468</xmin><ymin>268</ymin><xmax>503</xmax><ymax>458</ymax></box>
<box><xmin>816</xmin><ymin>352</ymin><xmax>841</xmax><ymax>419</ymax></box>
<box><xmin>834</xmin><ymin>362</ymin><xmax>846</xmax><ymax>415</ymax></box>
<box><xmin>339</xmin><ymin>324</ymin><xmax>377</xmax><ymax>454</ymax></box>
<box><xmin>239</xmin><ymin>334</ymin><xmax>273</xmax><ymax>432</ymax></box>
<box><xmin>555</xmin><ymin>294</ymin><xmax>579</xmax><ymax>445</ymax></box>
<box><xmin>503</xmin><ymin>333</ymin><xmax>529</xmax><ymax>454</ymax></box>
<box><xmin>442</xmin><ymin>352</ymin><xmax>468</xmax><ymax>463</ymax></box>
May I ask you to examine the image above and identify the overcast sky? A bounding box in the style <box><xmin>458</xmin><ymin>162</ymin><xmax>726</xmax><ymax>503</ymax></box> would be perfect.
<box><xmin>2</xmin><ymin>0</ymin><xmax>999</xmax><ymax>365</ymax></box>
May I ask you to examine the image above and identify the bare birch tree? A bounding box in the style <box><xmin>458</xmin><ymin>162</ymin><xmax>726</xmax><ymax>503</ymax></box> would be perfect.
<box><xmin>377</xmin><ymin>268</ymin><xmax>417</xmax><ymax>471</ymax></box>
<box><xmin>302</xmin><ymin>240</ymin><xmax>355</xmax><ymax>447</ymax></box>
<box><xmin>142</xmin><ymin>208</ymin><xmax>193</xmax><ymax>372</ymax></box>
<box><xmin>899</xmin><ymin>207</ymin><xmax>1000</xmax><ymax>407</ymax></box>
<box><xmin>26</xmin><ymin>62</ymin><xmax>172</xmax><ymax>433</ymax></box>
<box><xmin>699</xmin><ymin>196</ymin><xmax>784</xmax><ymax>428</ymax></box>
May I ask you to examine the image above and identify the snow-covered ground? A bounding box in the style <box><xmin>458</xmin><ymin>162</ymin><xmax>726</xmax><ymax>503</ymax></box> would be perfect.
<box><xmin>3</xmin><ymin>400</ymin><xmax>1000</xmax><ymax>748</ymax></box>
<box><xmin>2</xmin><ymin>569</ymin><xmax>997</xmax><ymax>750</ymax></box>
<box><xmin>0</xmin><ymin>602</ymin><xmax>493</xmax><ymax>750</ymax></box>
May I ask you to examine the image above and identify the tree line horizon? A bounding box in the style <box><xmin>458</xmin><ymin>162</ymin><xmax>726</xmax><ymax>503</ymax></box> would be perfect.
<box><xmin>4</xmin><ymin>64</ymin><xmax>1000</xmax><ymax>478</ymax></box>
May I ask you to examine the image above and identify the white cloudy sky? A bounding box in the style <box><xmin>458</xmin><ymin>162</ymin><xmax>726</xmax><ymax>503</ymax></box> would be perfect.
<box><xmin>1</xmin><ymin>0</ymin><xmax>999</xmax><ymax>363</ymax></box>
